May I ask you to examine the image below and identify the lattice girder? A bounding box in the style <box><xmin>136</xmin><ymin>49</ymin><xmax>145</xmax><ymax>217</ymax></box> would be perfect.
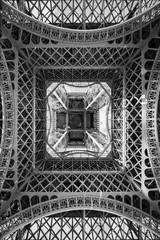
<box><xmin>3</xmin><ymin>216</ymin><xmax>157</xmax><ymax>240</ymax></box>
<box><xmin>0</xmin><ymin>52</ymin><xmax>14</xmax><ymax>189</ymax></box>
<box><xmin>5</xmin><ymin>0</ymin><xmax>159</xmax><ymax>30</ymax></box>
<box><xmin>2</xmin><ymin>1</ymin><xmax>160</xmax><ymax>44</ymax></box>
<box><xmin>1</xmin><ymin>196</ymin><xmax>160</xmax><ymax>239</ymax></box>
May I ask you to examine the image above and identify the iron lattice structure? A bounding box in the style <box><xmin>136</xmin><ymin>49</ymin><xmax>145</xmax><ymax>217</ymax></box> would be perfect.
<box><xmin>0</xmin><ymin>0</ymin><xmax>160</xmax><ymax>239</ymax></box>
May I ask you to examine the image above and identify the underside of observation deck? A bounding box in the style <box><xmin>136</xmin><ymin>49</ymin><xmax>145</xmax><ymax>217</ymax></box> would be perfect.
<box><xmin>0</xmin><ymin>0</ymin><xmax>160</xmax><ymax>239</ymax></box>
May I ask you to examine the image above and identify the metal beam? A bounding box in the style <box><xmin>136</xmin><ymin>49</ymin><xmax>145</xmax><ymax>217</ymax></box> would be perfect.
<box><xmin>45</xmin><ymin>80</ymin><xmax>63</xmax><ymax>100</ymax></box>
<box><xmin>53</xmin><ymin>131</ymin><xmax>67</xmax><ymax>149</ymax></box>
<box><xmin>45</xmin><ymin>140</ymin><xmax>63</xmax><ymax>160</ymax></box>
<box><xmin>53</xmin><ymin>91</ymin><xmax>67</xmax><ymax>110</ymax></box>
<box><xmin>86</xmin><ymin>89</ymin><xmax>104</xmax><ymax>110</ymax></box>
<box><xmin>86</xmin><ymin>131</ymin><xmax>103</xmax><ymax>151</ymax></box>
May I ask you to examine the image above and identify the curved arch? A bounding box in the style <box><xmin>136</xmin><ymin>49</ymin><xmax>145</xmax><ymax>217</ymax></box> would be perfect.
<box><xmin>0</xmin><ymin>51</ymin><xmax>14</xmax><ymax>189</ymax></box>
<box><xmin>64</xmin><ymin>82</ymin><xmax>95</xmax><ymax>88</ymax></box>
<box><xmin>62</xmin><ymin>150</ymin><xmax>97</xmax><ymax>157</ymax></box>
<box><xmin>146</xmin><ymin>47</ymin><xmax>160</xmax><ymax>189</ymax></box>
<box><xmin>1</xmin><ymin>1</ymin><xmax>160</xmax><ymax>43</ymax></box>
<box><xmin>46</xmin><ymin>101</ymin><xmax>52</xmax><ymax>139</ymax></box>
<box><xmin>0</xmin><ymin>196</ymin><xmax>160</xmax><ymax>239</ymax></box>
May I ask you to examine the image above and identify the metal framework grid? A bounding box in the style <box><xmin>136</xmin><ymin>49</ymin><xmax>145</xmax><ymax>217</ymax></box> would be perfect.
<box><xmin>0</xmin><ymin>0</ymin><xmax>160</xmax><ymax>239</ymax></box>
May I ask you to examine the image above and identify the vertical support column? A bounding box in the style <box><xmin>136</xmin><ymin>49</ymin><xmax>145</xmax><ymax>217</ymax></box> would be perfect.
<box><xmin>100</xmin><ymin>217</ymin><xmax>105</xmax><ymax>240</ymax></box>
<box><xmin>18</xmin><ymin>0</ymin><xmax>25</xmax><ymax>11</ymax></box>
<box><xmin>39</xmin><ymin>0</ymin><xmax>42</xmax><ymax>21</ymax></box>
<box><xmin>139</xmin><ymin>0</ymin><xmax>142</xmax><ymax>13</ymax></box>
<box><xmin>61</xmin><ymin>0</ymin><xmax>64</xmax><ymax>26</ymax></box>
<box><xmin>72</xmin><ymin>0</ymin><xmax>74</xmax><ymax>22</ymax></box>
<box><xmin>100</xmin><ymin>0</ymin><xmax>105</xmax><ymax>27</ymax></box>
<box><xmin>122</xmin><ymin>68</ymin><xmax>126</xmax><ymax>169</ymax></box>
<box><xmin>72</xmin><ymin>217</ymin><xmax>74</xmax><ymax>240</ymax></box>
<box><xmin>33</xmin><ymin>70</ymin><xmax>36</xmax><ymax>169</ymax></box>
<box><xmin>82</xmin><ymin>210</ymin><xmax>85</xmax><ymax>240</ymax></box>
<box><xmin>60</xmin><ymin>214</ymin><xmax>63</xmax><ymax>240</ymax></box>
<box><xmin>138</xmin><ymin>226</ymin><xmax>143</xmax><ymax>240</ymax></box>
<box><xmin>16</xmin><ymin>229</ymin><xmax>24</xmax><ymax>240</ymax></box>
<box><xmin>82</xmin><ymin>0</ymin><xmax>86</xmax><ymax>29</ymax></box>
<box><xmin>122</xmin><ymin>0</ymin><xmax>125</xmax><ymax>20</ymax></box>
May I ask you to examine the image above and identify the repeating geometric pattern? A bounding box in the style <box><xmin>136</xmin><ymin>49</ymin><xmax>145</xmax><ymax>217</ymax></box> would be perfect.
<box><xmin>146</xmin><ymin>47</ymin><xmax>160</xmax><ymax>187</ymax></box>
<box><xmin>1</xmin><ymin>196</ymin><xmax>160</xmax><ymax>238</ymax></box>
<box><xmin>112</xmin><ymin>73</ymin><xmax>124</xmax><ymax>168</ymax></box>
<box><xmin>125</xmin><ymin>54</ymin><xmax>142</xmax><ymax>186</ymax></box>
<box><xmin>20</xmin><ymin>47</ymin><xmax>138</xmax><ymax>67</ymax></box>
<box><xmin>37</xmin><ymin>68</ymin><xmax>121</xmax><ymax>83</ymax></box>
<box><xmin>1</xmin><ymin>0</ymin><xmax>160</xmax><ymax>239</ymax></box>
<box><xmin>17</xmin><ymin>56</ymin><xmax>34</xmax><ymax>187</ymax></box>
<box><xmin>4</xmin><ymin>214</ymin><xmax>157</xmax><ymax>240</ymax></box>
<box><xmin>0</xmin><ymin>45</ymin><xmax>14</xmax><ymax>189</ymax></box>
<box><xmin>36</xmin><ymin>157</ymin><xmax>118</xmax><ymax>172</ymax></box>
<box><xmin>24</xmin><ymin>172</ymin><xmax>137</xmax><ymax>192</ymax></box>
<box><xmin>2</xmin><ymin>1</ymin><xmax>160</xmax><ymax>43</ymax></box>
<box><xmin>8</xmin><ymin>0</ymin><xmax>158</xmax><ymax>29</ymax></box>
<box><xmin>0</xmin><ymin>38</ymin><xmax>17</xmax><ymax>215</ymax></box>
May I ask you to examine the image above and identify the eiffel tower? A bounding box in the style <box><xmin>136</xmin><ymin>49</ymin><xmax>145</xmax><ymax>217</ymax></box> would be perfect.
<box><xmin>1</xmin><ymin>0</ymin><xmax>160</xmax><ymax>239</ymax></box>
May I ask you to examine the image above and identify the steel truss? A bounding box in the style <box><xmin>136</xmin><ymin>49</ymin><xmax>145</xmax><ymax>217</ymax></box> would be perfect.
<box><xmin>1</xmin><ymin>196</ymin><xmax>160</xmax><ymax>238</ymax></box>
<box><xmin>0</xmin><ymin>0</ymin><xmax>160</xmax><ymax>239</ymax></box>
<box><xmin>4</xmin><ymin>0</ymin><xmax>159</xmax><ymax>29</ymax></box>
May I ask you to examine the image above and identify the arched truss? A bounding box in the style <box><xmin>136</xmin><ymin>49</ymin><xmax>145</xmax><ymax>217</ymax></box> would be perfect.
<box><xmin>13</xmin><ymin>0</ymin><xmax>158</xmax><ymax>29</ymax></box>
<box><xmin>0</xmin><ymin>52</ymin><xmax>14</xmax><ymax>188</ymax></box>
<box><xmin>5</xmin><ymin>215</ymin><xmax>156</xmax><ymax>240</ymax></box>
<box><xmin>147</xmin><ymin>47</ymin><xmax>160</xmax><ymax>188</ymax></box>
<box><xmin>0</xmin><ymin>196</ymin><xmax>160</xmax><ymax>239</ymax></box>
<box><xmin>1</xmin><ymin>2</ymin><xmax>160</xmax><ymax>189</ymax></box>
<box><xmin>1</xmin><ymin>1</ymin><xmax>160</xmax><ymax>43</ymax></box>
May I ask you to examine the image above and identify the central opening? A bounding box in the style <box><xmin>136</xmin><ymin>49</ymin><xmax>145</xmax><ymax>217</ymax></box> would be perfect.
<box><xmin>69</xmin><ymin>111</ymin><xmax>84</xmax><ymax>130</ymax></box>
<box><xmin>46</xmin><ymin>82</ymin><xmax>111</xmax><ymax>159</ymax></box>
<box><xmin>35</xmin><ymin>67</ymin><xmax>124</xmax><ymax>172</ymax></box>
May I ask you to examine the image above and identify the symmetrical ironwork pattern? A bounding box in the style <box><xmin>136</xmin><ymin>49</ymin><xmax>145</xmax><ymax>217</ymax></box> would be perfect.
<box><xmin>1</xmin><ymin>0</ymin><xmax>160</xmax><ymax>239</ymax></box>
<box><xmin>146</xmin><ymin>47</ymin><xmax>160</xmax><ymax>187</ymax></box>
<box><xmin>7</xmin><ymin>214</ymin><xmax>157</xmax><ymax>240</ymax></box>
<box><xmin>23</xmin><ymin>0</ymin><xmax>157</xmax><ymax>29</ymax></box>
<box><xmin>1</xmin><ymin>196</ymin><xmax>160</xmax><ymax>238</ymax></box>
<box><xmin>125</xmin><ymin>54</ymin><xmax>142</xmax><ymax>186</ymax></box>
<box><xmin>2</xmin><ymin>1</ymin><xmax>160</xmax><ymax>43</ymax></box>
<box><xmin>0</xmin><ymin>51</ymin><xmax>14</xmax><ymax>189</ymax></box>
<box><xmin>3</xmin><ymin>214</ymin><xmax>158</xmax><ymax>240</ymax></box>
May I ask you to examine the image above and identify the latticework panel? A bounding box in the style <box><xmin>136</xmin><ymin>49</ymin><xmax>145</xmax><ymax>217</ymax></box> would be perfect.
<box><xmin>6</xmin><ymin>0</ymin><xmax>159</xmax><ymax>29</ymax></box>
<box><xmin>19</xmin><ymin>47</ymin><xmax>139</xmax><ymax>68</ymax></box>
<box><xmin>125</xmin><ymin>53</ymin><xmax>142</xmax><ymax>186</ymax></box>
<box><xmin>0</xmin><ymin>47</ymin><xmax>14</xmax><ymax>189</ymax></box>
<box><xmin>23</xmin><ymin>172</ymin><xmax>137</xmax><ymax>192</ymax></box>
<box><xmin>112</xmin><ymin>72</ymin><xmax>124</xmax><ymax>168</ymax></box>
<box><xmin>36</xmin><ymin>158</ymin><xmax>118</xmax><ymax>172</ymax></box>
<box><xmin>17</xmin><ymin>55</ymin><xmax>34</xmax><ymax>187</ymax></box>
<box><xmin>2</xmin><ymin>1</ymin><xmax>160</xmax><ymax>43</ymax></box>
<box><xmin>1</xmin><ymin>197</ymin><xmax>160</xmax><ymax>238</ymax></box>
<box><xmin>3</xmin><ymin>212</ymin><xmax>158</xmax><ymax>240</ymax></box>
